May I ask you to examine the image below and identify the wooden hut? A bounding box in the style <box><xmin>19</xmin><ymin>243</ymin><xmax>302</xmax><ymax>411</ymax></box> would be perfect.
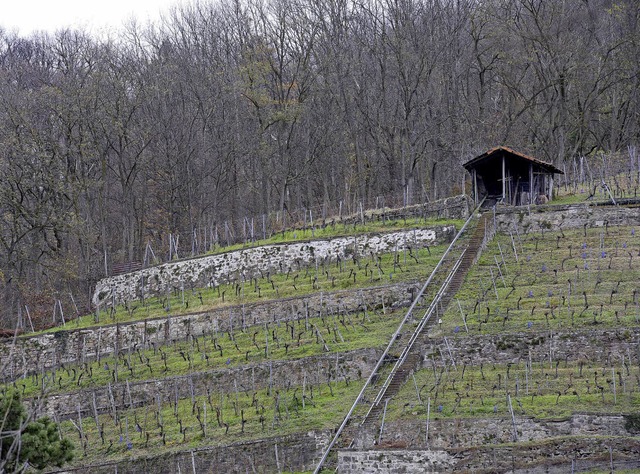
<box><xmin>463</xmin><ymin>146</ymin><xmax>563</xmax><ymax>206</ymax></box>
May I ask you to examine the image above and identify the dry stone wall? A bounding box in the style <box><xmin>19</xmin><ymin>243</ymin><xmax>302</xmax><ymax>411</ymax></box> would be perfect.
<box><xmin>338</xmin><ymin>450</ymin><xmax>455</xmax><ymax>473</ymax></box>
<box><xmin>377</xmin><ymin>414</ymin><xmax>634</xmax><ymax>450</ymax></box>
<box><xmin>494</xmin><ymin>202</ymin><xmax>640</xmax><ymax>233</ymax></box>
<box><xmin>93</xmin><ymin>225</ymin><xmax>455</xmax><ymax>307</ymax></box>
<box><xmin>339</xmin><ymin>435</ymin><xmax>640</xmax><ymax>473</ymax></box>
<box><xmin>420</xmin><ymin>328</ymin><xmax>640</xmax><ymax>367</ymax></box>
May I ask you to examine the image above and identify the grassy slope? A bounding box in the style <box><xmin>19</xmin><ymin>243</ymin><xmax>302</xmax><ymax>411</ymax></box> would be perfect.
<box><xmin>63</xmin><ymin>378</ymin><xmax>363</xmax><ymax>466</ymax></box>
<box><xmin>553</xmin><ymin>170</ymin><xmax>640</xmax><ymax>205</ymax></box>
<box><xmin>387</xmin><ymin>224</ymin><xmax>640</xmax><ymax>425</ymax></box>
<box><xmin>21</xmin><ymin>308</ymin><xmax>404</xmax><ymax>398</ymax></box>
<box><xmin>7</xmin><ymin>217</ymin><xmax>458</xmax><ymax>469</ymax></box>
<box><xmin>19</xmin><ymin>209</ymin><xmax>640</xmax><ymax>470</ymax></box>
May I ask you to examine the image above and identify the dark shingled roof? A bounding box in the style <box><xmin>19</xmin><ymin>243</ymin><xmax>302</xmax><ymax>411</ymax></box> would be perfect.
<box><xmin>463</xmin><ymin>146</ymin><xmax>564</xmax><ymax>174</ymax></box>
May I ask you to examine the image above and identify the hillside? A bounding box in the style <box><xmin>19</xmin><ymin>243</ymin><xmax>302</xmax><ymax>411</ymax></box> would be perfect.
<box><xmin>0</xmin><ymin>197</ymin><xmax>466</xmax><ymax>472</ymax></box>
<box><xmin>2</xmin><ymin>195</ymin><xmax>640</xmax><ymax>473</ymax></box>
<box><xmin>347</xmin><ymin>205</ymin><xmax>640</xmax><ymax>472</ymax></box>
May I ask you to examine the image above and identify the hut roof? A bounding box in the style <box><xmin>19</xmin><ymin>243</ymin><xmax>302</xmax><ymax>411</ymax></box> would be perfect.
<box><xmin>463</xmin><ymin>146</ymin><xmax>564</xmax><ymax>174</ymax></box>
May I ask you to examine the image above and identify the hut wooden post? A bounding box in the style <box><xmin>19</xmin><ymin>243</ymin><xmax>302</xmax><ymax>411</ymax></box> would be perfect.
<box><xmin>502</xmin><ymin>155</ymin><xmax>506</xmax><ymax>202</ymax></box>
<box><xmin>529</xmin><ymin>163</ymin><xmax>534</xmax><ymax>204</ymax></box>
<box><xmin>472</xmin><ymin>169</ymin><xmax>478</xmax><ymax>205</ymax></box>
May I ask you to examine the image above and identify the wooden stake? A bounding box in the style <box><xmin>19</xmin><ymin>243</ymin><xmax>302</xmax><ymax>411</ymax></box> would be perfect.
<box><xmin>457</xmin><ymin>300</ymin><xmax>469</xmax><ymax>333</ymax></box>
<box><xmin>24</xmin><ymin>305</ymin><xmax>34</xmax><ymax>333</ymax></box>
<box><xmin>412</xmin><ymin>371</ymin><xmax>422</xmax><ymax>404</ymax></box>
<box><xmin>507</xmin><ymin>394</ymin><xmax>518</xmax><ymax>442</ymax></box>
<box><xmin>425</xmin><ymin>397</ymin><xmax>431</xmax><ymax>447</ymax></box>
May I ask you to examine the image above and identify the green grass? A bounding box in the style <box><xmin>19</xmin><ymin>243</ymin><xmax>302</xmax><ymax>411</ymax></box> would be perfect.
<box><xmin>35</xmin><ymin>243</ymin><xmax>449</xmax><ymax>334</ymax></box>
<box><xmin>60</xmin><ymin>378</ymin><xmax>360</xmax><ymax>467</ymax></box>
<box><xmin>553</xmin><ymin>172</ymin><xmax>640</xmax><ymax>205</ymax></box>
<box><xmin>201</xmin><ymin>216</ymin><xmax>462</xmax><ymax>256</ymax></box>
<box><xmin>19</xmin><ymin>308</ymin><xmax>406</xmax><ymax>397</ymax></box>
<box><xmin>438</xmin><ymin>225</ymin><xmax>640</xmax><ymax>335</ymax></box>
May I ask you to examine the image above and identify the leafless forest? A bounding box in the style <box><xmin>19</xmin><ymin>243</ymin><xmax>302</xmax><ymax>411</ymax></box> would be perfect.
<box><xmin>0</xmin><ymin>0</ymin><xmax>638</xmax><ymax>327</ymax></box>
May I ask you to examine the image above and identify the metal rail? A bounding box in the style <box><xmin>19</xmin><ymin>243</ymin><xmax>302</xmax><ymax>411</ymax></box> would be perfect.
<box><xmin>313</xmin><ymin>199</ymin><xmax>484</xmax><ymax>474</ymax></box>
<box><xmin>366</xmin><ymin>251</ymin><xmax>465</xmax><ymax>412</ymax></box>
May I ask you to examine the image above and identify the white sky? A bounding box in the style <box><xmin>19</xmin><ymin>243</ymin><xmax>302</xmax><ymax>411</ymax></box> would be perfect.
<box><xmin>1</xmin><ymin>0</ymin><xmax>185</xmax><ymax>37</ymax></box>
